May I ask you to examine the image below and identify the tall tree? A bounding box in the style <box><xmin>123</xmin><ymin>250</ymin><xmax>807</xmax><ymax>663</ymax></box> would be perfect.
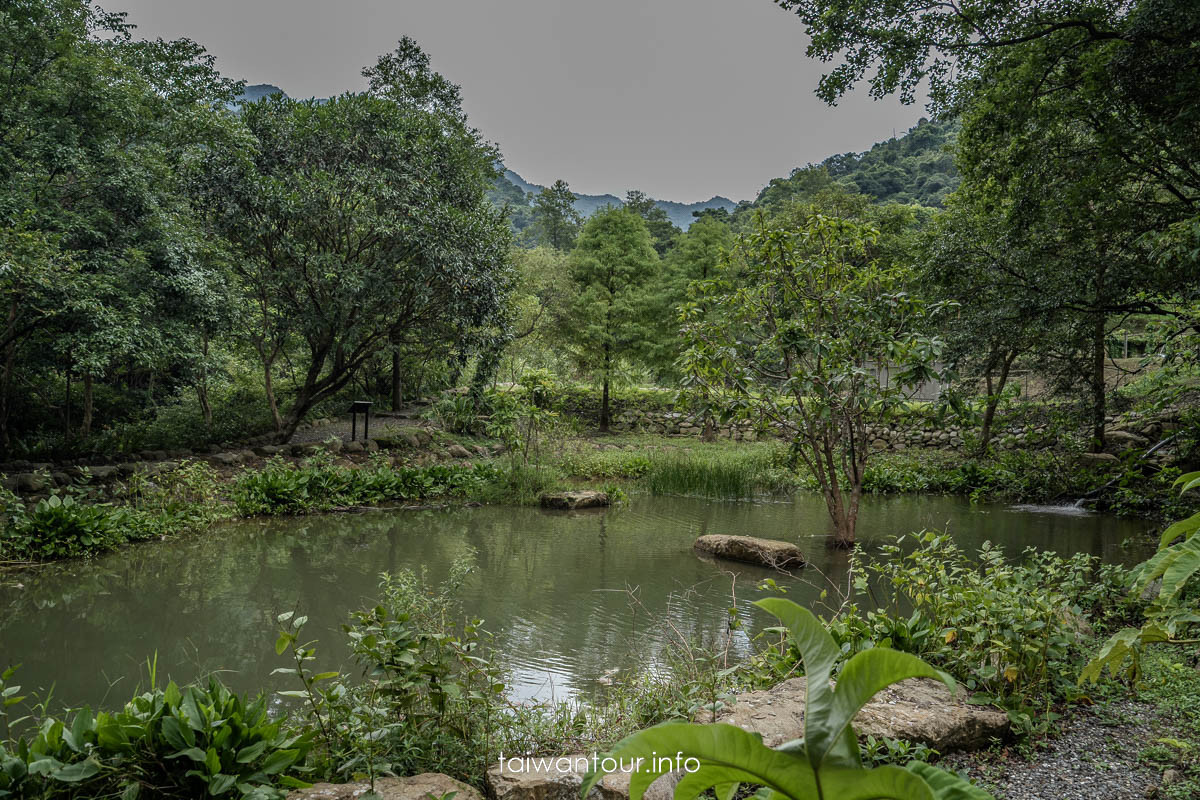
<box><xmin>624</xmin><ymin>189</ymin><xmax>681</xmax><ymax>256</ymax></box>
<box><xmin>773</xmin><ymin>0</ymin><xmax>1200</xmax><ymax>447</ymax></box>
<box><xmin>920</xmin><ymin>197</ymin><xmax>1048</xmax><ymax>452</ymax></box>
<box><xmin>681</xmin><ymin>211</ymin><xmax>944</xmax><ymax>547</ymax></box>
<box><xmin>197</xmin><ymin>41</ymin><xmax>513</xmax><ymax>441</ymax></box>
<box><xmin>559</xmin><ymin>207</ymin><xmax>660</xmax><ymax>431</ymax></box>
<box><xmin>531</xmin><ymin>179</ymin><xmax>583</xmax><ymax>250</ymax></box>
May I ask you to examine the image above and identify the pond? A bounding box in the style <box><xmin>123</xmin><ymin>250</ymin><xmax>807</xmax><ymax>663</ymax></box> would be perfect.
<box><xmin>0</xmin><ymin>494</ymin><xmax>1153</xmax><ymax>710</ymax></box>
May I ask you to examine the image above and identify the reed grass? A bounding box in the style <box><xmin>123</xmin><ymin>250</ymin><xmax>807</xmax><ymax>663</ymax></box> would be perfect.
<box><xmin>644</xmin><ymin>447</ymin><xmax>793</xmax><ymax>499</ymax></box>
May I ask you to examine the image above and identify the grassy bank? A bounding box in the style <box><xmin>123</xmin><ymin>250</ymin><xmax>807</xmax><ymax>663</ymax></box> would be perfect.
<box><xmin>3</xmin><ymin>429</ymin><xmax>1191</xmax><ymax>566</ymax></box>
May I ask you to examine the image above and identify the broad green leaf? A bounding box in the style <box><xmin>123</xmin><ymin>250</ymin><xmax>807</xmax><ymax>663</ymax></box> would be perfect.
<box><xmin>236</xmin><ymin>740</ymin><xmax>268</xmax><ymax>763</ymax></box>
<box><xmin>753</xmin><ymin>598</ymin><xmax>842</xmax><ymax>769</ymax></box>
<box><xmin>583</xmin><ymin>723</ymin><xmax>820</xmax><ymax>800</ymax></box>
<box><xmin>160</xmin><ymin>716</ymin><xmax>191</xmax><ymax>751</ymax></box>
<box><xmin>205</xmin><ymin>746</ymin><xmax>221</xmax><ymax>775</ymax></box>
<box><xmin>1158</xmin><ymin>511</ymin><xmax>1200</xmax><ymax>550</ymax></box>
<box><xmin>904</xmin><ymin>762</ymin><xmax>992</xmax><ymax>800</ymax></box>
<box><xmin>1159</xmin><ymin>537</ymin><xmax>1200</xmax><ymax>604</ymax></box>
<box><xmin>209</xmin><ymin>773</ymin><xmax>238</xmax><ymax>795</ymax></box>
<box><xmin>49</xmin><ymin>759</ymin><xmax>100</xmax><ymax>783</ymax></box>
<box><xmin>817</xmin><ymin>764</ymin><xmax>936</xmax><ymax>800</ymax></box>
<box><xmin>260</xmin><ymin>748</ymin><xmax>299</xmax><ymax>776</ymax></box>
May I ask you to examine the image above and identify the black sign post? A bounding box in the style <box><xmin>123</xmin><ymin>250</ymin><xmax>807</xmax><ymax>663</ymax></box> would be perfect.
<box><xmin>349</xmin><ymin>401</ymin><xmax>373</xmax><ymax>442</ymax></box>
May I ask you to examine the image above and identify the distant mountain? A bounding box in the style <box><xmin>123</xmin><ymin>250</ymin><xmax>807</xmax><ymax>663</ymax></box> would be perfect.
<box><xmin>239</xmin><ymin>83</ymin><xmax>287</xmax><ymax>102</ymax></box>
<box><xmin>494</xmin><ymin>168</ymin><xmax>736</xmax><ymax>230</ymax></box>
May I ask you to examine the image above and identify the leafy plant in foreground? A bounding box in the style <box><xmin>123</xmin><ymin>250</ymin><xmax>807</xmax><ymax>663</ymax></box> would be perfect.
<box><xmin>1083</xmin><ymin>471</ymin><xmax>1200</xmax><ymax>683</ymax></box>
<box><xmin>583</xmin><ymin>598</ymin><xmax>991</xmax><ymax>800</ymax></box>
<box><xmin>0</xmin><ymin>665</ymin><xmax>310</xmax><ymax>799</ymax></box>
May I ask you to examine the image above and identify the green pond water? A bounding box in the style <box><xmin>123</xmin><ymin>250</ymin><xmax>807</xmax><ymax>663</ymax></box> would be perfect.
<box><xmin>0</xmin><ymin>494</ymin><xmax>1153</xmax><ymax>709</ymax></box>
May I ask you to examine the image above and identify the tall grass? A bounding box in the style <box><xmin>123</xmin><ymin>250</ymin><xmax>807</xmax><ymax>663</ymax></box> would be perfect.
<box><xmin>645</xmin><ymin>448</ymin><xmax>794</xmax><ymax>500</ymax></box>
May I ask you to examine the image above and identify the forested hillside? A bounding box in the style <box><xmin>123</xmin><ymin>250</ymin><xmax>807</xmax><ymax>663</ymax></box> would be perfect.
<box><xmin>746</xmin><ymin>118</ymin><xmax>958</xmax><ymax>213</ymax></box>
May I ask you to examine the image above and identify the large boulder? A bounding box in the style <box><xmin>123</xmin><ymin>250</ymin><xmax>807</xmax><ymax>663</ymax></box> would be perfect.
<box><xmin>207</xmin><ymin>451</ymin><xmax>245</xmax><ymax>467</ymax></box>
<box><xmin>1076</xmin><ymin>452</ymin><xmax>1118</xmax><ymax>468</ymax></box>
<box><xmin>707</xmin><ymin>677</ymin><xmax>1009</xmax><ymax>753</ymax></box>
<box><xmin>287</xmin><ymin>773</ymin><xmax>480</xmax><ymax>800</ymax></box>
<box><xmin>540</xmin><ymin>490</ymin><xmax>610</xmax><ymax>510</ymax></box>
<box><xmin>376</xmin><ymin>426</ymin><xmax>431</xmax><ymax>450</ymax></box>
<box><xmin>1105</xmin><ymin>430</ymin><xmax>1150</xmax><ymax>451</ymax></box>
<box><xmin>15</xmin><ymin>473</ymin><xmax>49</xmax><ymax>494</ymax></box>
<box><xmin>488</xmin><ymin>754</ymin><xmax>679</xmax><ymax>800</ymax></box>
<box><xmin>693</xmin><ymin>535</ymin><xmax>804</xmax><ymax>570</ymax></box>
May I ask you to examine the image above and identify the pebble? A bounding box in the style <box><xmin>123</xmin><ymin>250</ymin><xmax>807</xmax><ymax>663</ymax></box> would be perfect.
<box><xmin>943</xmin><ymin>701</ymin><xmax>1159</xmax><ymax>800</ymax></box>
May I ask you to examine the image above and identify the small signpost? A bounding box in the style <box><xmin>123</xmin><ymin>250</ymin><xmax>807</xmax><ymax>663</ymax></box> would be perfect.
<box><xmin>349</xmin><ymin>400</ymin><xmax>373</xmax><ymax>442</ymax></box>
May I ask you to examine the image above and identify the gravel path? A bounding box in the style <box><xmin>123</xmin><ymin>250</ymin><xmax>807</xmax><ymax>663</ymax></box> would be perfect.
<box><xmin>287</xmin><ymin>408</ymin><xmax>430</xmax><ymax>444</ymax></box>
<box><xmin>943</xmin><ymin>701</ymin><xmax>1160</xmax><ymax>800</ymax></box>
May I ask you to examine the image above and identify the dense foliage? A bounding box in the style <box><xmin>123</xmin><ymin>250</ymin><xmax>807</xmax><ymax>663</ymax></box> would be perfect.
<box><xmin>0</xmin><ymin>4</ymin><xmax>511</xmax><ymax>457</ymax></box>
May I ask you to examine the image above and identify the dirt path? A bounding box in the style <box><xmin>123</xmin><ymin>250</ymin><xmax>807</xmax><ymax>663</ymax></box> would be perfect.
<box><xmin>943</xmin><ymin>701</ymin><xmax>1163</xmax><ymax>800</ymax></box>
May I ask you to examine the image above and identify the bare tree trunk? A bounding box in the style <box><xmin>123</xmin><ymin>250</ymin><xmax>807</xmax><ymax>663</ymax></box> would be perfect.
<box><xmin>0</xmin><ymin>345</ymin><xmax>11</xmax><ymax>452</ymax></box>
<box><xmin>701</xmin><ymin>412</ymin><xmax>715</xmax><ymax>442</ymax></box>
<box><xmin>599</xmin><ymin>341</ymin><xmax>611</xmax><ymax>432</ymax></box>
<box><xmin>391</xmin><ymin>349</ymin><xmax>403</xmax><ymax>410</ymax></box>
<box><xmin>81</xmin><ymin>374</ymin><xmax>94</xmax><ymax>436</ymax></box>
<box><xmin>979</xmin><ymin>350</ymin><xmax>1016</xmax><ymax>454</ymax></box>
<box><xmin>64</xmin><ymin>368</ymin><xmax>72</xmax><ymax>436</ymax></box>
<box><xmin>263</xmin><ymin>357</ymin><xmax>282</xmax><ymax>432</ymax></box>
<box><xmin>196</xmin><ymin>384</ymin><xmax>212</xmax><ymax>427</ymax></box>
<box><xmin>1091</xmin><ymin>312</ymin><xmax>1107</xmax><ymax>452</ymax></box>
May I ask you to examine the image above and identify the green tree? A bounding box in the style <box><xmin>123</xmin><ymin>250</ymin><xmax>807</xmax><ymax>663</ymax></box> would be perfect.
<box><xmin>658</xmin><ymin>215</ymin><xmax>735</xmax><ymax>438</ymax></box>
<box><xmin>624</xmin><ymin>189</ymin><xmax>681</xmax><ymax>256</ymax></box>
<box><xmin>0</xmin><ymin>0</ymin><xmax>241</xmax><ymax>450</ymax></box>
<box><xmin>919</xmin><ymin>198</ymin><xmax>1046</xmax><ymax>452</ymax></box>
<box><xmin>198</xmin><ymin>41</ymin><xmax>513</xmax><ymax>440</ymax></box>
<box><xmin>531</xmin><ymin>179</ymin><xmax>583</xmax><ymax>250</ymax></box>
<box><xmin>559</xmin><ymin>207</ymin><xmax>660</xmax><ymax>431</ymax></box>
<box><xmin>681</xmin><ymin>211</ymin><xmax>944</xmax><ymax>547</ymax></box>
<box><xmin>774</xmin><ymin>0</ymin><xmax>1200</xmax><ymax>447</ymax></box>
<box><xmin>498</xmin><ymin>246</ymin><xmax>573</xmax><ymax>382</ymax></box>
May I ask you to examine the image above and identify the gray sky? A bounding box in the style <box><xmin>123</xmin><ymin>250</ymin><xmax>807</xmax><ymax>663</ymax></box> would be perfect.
<box><xmin>111</xmin><ymin>0</ymin><xmax>923</xmax><ymax>202</ymax></box>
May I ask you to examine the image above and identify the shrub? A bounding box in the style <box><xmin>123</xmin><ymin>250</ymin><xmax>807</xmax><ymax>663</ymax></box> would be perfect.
<box><xmin>274</xmin><ymin>556</ymin><xmax>510</xmax><ymax>785</ymax></box>
<box><xmin>0</xmin><ymin>495</ymin><xmax>127</xmax><ymax>560</ymax></box>
<box><xmin>0</xmin><ymin>666</ymin><xmax>311</xmax><ymax>799</ymax></box>
<box><xmin>230</xmin><ymin>457</ymin><xmax>498</xmax><ymax>515</ymax></box>
<box><xmin>830</xmin><ymin>532</ymin><xmax>1128</xmax><ymax>718</ymax></box>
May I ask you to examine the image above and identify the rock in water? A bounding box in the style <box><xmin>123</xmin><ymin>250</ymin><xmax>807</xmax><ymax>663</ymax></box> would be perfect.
<box><xmin>705</xmin><ymin>676</ymin><xmax>1009</xmax><ymax>753</ymax></box>
<box><xmin>693</xmin><ymin>534</ymin><xmax>804</xmax><ymax>569</ymax></box>
<box><xmin>539</xmin><ymin>490</ymin><xmax>610</xmax><ymax>510</ymax></box>
<box><xmin>287</xmin><ymin>773</ymin><xmax>480</xmax><ymax>800</ymax></box>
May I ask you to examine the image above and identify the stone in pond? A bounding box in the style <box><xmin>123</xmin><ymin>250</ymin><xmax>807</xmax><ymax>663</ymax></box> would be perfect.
<box><xmin>540</xmin><ymin>490</ymin><xmax>610</xmax><ymax>510</ymax></box>
<box><xmin>693</xmin><ymin>534</ymin><xmax>804</xmax><ymax>570</ymax></box>
<box><xmin>704</xmin><ymin>676</ymin><xmax>1009</xmax><ymax>753</ymax></box>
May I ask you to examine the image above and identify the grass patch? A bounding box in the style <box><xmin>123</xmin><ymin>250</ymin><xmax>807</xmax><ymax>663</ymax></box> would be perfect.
<box><xmin>1128</xmin><ymin>646</ymin><xmax>1200</xmax><ymax>799</ymax></box>
<box><xmin>558</xmin><ymin>437</ymin><xmax>799</xmax><ymax>500</ymax></box>
<box><xmin>644</xmin><ymin>448</ymin><xmax>778</xmax><ymax>499</ymax></box>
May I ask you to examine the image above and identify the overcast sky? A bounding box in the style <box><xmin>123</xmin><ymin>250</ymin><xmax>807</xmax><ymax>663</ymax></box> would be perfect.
<box><xmin>110</xmin><ymin>0</ymin><xmax>924</xmax><ymax>202</ymax></box>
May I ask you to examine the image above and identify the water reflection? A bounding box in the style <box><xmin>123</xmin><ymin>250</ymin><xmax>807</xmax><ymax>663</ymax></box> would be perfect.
<box><xmin>0</xmin><ymin>494</ymin><xmax>1152</xmax><ymax>709</ymax></box>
